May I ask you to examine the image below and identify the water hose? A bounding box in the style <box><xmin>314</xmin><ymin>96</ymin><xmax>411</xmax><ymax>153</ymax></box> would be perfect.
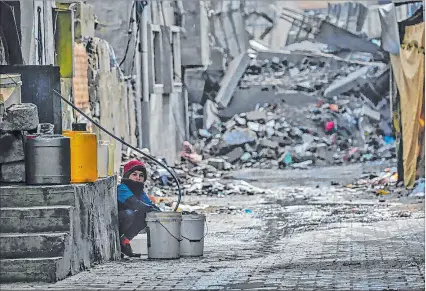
<box><xmin>52</xmin><ymin>89</ymin><xmax>182</xmax><ymax>211</ymax></box>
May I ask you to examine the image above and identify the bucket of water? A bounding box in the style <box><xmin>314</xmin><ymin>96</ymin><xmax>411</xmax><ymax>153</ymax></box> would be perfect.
<box><xmin>146</xmin><ymin>212</ymin><xmax>182</xmax><ymax>259</ymax></box>
<box><xmin>180</xmin><ymin>213</ymin><xmax>206</xmax><ymax>257</ymax></box>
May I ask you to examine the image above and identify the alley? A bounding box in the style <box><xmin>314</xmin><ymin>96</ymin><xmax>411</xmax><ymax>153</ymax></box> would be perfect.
<box><xmin>2</xmin><ymin>165</ymin><xmax>424</xmax><ymax>291</ymax></box>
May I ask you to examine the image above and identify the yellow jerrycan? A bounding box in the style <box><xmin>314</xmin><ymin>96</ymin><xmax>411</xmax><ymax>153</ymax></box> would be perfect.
<box><xmin>63</xmin><ymin>127</ymin><xmax>98</xmax><ymax>183</ymax></box>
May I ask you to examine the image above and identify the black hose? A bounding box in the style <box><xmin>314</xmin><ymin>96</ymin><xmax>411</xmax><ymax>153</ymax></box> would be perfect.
<box><xmin>52</xmin><ymin>89</ymin><xmax>182</xmax><ymax>211</ymax></box>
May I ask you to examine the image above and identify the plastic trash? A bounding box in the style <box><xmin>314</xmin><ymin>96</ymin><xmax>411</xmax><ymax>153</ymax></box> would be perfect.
<box><xmin>244</xmin><ymin>209</ymin><xmax>253</xmax><ymax>214</ymax></box>
<box><xmin>410</xmin><ymin>179</ymin><xmax>425</xmax><ymax>197</ymax></box>
<box><xmin>383</xmin><ymin>136</ymin><xmax>396</xmax><ymax>145</ymax></box>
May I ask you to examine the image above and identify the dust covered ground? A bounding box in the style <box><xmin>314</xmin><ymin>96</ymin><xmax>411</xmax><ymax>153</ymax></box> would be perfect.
<box><xmin>1</xmin><ymin>165</ymin><xmax>424</xmax><ymax>291</ymax></box>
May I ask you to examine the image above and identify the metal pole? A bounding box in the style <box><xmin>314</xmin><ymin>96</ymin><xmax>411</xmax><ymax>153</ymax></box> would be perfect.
<box><xmin>140</xmin><ymin>2</ymin><xmax>151</xmax><ymax>149</ymax></box>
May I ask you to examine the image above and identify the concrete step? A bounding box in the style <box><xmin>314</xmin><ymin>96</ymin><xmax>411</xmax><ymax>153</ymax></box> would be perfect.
<box><xmin>0</xmin><ymin>206</ymin><xmax>73</xmax><ymax>233</ymax></box>
<box><xmin>0</xmin><ymin>185</ymin><xmax>75</xmax><ymax>208</ymax></box>
<box><xmin>0</xmin><ymin>257</ymin><xmax>68</xmax><ymax>283</ymax></box>
<box><xmin>0</xmin><ymin>232</ymin><xmax>70</xmax><ymax>259</ymax></box>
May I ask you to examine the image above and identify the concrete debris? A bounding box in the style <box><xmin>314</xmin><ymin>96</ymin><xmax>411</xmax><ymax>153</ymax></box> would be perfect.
<box><xmin>192</xmin><ymin>97</ymin><xmax>395</xmax><ymax>170</ymax></box>
<box><xmin>121</xmin><ymin>148</ymin><xmax>268</xmax><ymax>198</ymax></box>
<box><xmin>215</xmin><ymin>52</ymin><xmax>250</xmax><ymax>109</ymax></box>
<box><xmin>0</xmin><ymin>103</ymin><xmax>39</xmax><ymax>132</ymax></box>
<box><xmin>245</xmin><ymin>110</ymin><xmax>267</xmax><ymax>122</ymax></box>
<box><xmin>221</xmin><ymin>129</ymin><xmax>257</xmax><ymax>149</ymax></box>
<box><xmin>227</xmin><ymin>147</ymin><xmax>245</xmax><ymax>163</ymax></box>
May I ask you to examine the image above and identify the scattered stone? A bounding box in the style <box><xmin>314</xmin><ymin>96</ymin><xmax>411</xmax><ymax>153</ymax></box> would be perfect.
<box><xmin>207</xmin><ymin>158</ymin><xmax>225</xmax><ymax>170</ymax></box>
<box><xmin>234</xmin><ymin>115</ymin><xmax>247</xmax><ymax>125</ymax></box>
<box><xmin>227</xmin><ymin>147</ymin><xmax>245</xmax><ymax>163</ymax></box>
<box><xmin>247</xmin><ymin>121</ymin><xmax>261</xmax><ymax>132</ymax></box>
<box><xmin>222</xmin><ymin>129</ymin><xmax>257</xmax><ymax>147</ymax></box>
<box><xmin>199</xmin><ymin>129</ymin><xmax>212</xmax><ymax>138</ymax></box>
<box><xmin>292</xmin><ymin>160</ymin><xmax>313</xmax><ymax>169</ymax></box>
<box><xmin>259</xmin><ymin>139</ymin><xmax>279</xmax><ymax>149</ymax></box>
<box><xmin>246</xmin><ymin>110</ymin><xmax>267</xmax><ymax>122</ymax></box>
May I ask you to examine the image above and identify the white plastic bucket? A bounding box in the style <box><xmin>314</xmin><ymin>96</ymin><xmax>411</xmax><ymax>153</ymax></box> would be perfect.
<box><xmin>180</xmin><ymin>214</ymin><xmax>206</xmax><ymax>257</ymax></box>
<box><xmin>97</xmin><ymin>141</ymin><xmax>109</xmax><ymax>177</ymax></box>
<box><xmin>130</xmin><ymin>233</ymin><xmax>148</xmax><ymax>255</ymax></box>
<box><xmin>146</xmin><ymin>212</ymin><xmax>182</xmax><ymax>259</ymax></box>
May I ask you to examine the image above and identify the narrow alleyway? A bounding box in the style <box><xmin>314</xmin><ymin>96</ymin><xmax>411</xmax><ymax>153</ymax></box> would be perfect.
<box><xmin>1</xmin><ymin>165</ymin><xmax>424</xmax><ymax>291</ymax></box>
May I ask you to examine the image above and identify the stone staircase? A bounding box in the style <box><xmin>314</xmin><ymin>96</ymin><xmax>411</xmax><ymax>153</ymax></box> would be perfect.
<box><xmin>0</xmin><ymin>177</ymin><xmax>120</xmax><ymax>283</ymax></box>
<box><xmin>0</xmin><ymin>186</ymin><xmax>75</xmax><ymax>283</ymax></box>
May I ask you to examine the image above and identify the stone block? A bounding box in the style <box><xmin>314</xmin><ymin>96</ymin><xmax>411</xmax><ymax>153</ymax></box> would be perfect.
<box><xmin>227</xmin><ymin>147</ymin><xmax>244</xmax><ymax>163</ymax></box>
<box><xmin>222</xmin><ymin>129</ymin><xmax>257</xmax><ymax>147</ymax></box>
<box><xmin>0</xmin><ymin>103</ymin><xmax>39</xmax><ymax>131</ymax></box>
<box><xmin>1</xmin><ymin>161</ymin><xmax>25</xmax><ymax>183</ymax></box>
<box><xmin>246</xmin><ymin>110</ymin><xmax>267</xmax><ymax>122</ymax></box>
<box><xmin>207</xmin><ymin>158</ymin><xmax>225</xmax><ymax>170</ymax></box>
<box><xmin>0</xmin><ymin>132</ymin><xmax>24</xmax><ymax>163</ymax></box>
<box><xmin>259</xmin><ymin>139</ymin><xmax>279</xmax><ymax>149</ymax></box>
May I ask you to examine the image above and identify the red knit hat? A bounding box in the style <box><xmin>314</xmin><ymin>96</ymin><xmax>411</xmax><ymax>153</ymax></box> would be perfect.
<box><xmin>123</xmin><ymin>160</ymin><xmax>147</xmax><ymax>179</ymax></box>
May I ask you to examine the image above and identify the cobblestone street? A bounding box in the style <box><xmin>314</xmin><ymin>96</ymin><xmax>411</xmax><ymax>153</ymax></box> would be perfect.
<box><xmin>2</xmin><ymin>166</ymin><xmax>424</xmax><ymax>291</ymax></box>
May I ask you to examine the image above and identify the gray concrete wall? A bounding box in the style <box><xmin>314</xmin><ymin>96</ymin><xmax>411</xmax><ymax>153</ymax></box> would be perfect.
<box><xmin>86</xmin><ymin>0</ymin><xmax>135</xmax><ymax>73</ymax></box>
<box><xmin>71</xmin><ymin>177</ymin><xmax>120</xmax><ymax>270</ymax></box>
<box><xmin>86</xmin><ymin>1</ymin><xmax>187</xmax><ymax>165</ymax></box>
<box><xmin>149</xmin><ymin>92</ymin><xmax>186</xmax><ymax>165</ymax></box>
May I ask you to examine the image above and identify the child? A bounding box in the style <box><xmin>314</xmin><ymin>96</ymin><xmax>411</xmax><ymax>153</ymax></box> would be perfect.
<box><xmin>117</xmin><ymin>160</ymin><xmax>160</xmax><ymax>257</ymax></box>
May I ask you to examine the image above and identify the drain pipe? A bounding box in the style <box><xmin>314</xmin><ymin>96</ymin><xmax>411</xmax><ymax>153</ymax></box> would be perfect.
<box><xmin>140</xmin><ymin>1</ymin><xmax>151</xmax><ymax>149</ymax></box>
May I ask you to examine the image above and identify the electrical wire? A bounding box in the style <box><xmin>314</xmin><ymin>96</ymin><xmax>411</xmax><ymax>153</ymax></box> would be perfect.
<box><xmin>119</xmin><ymin>1</ymin><xmax>136</xmax><ymax>69</ymax></box>
<box><xmin>52</xmin><ymin>89</ymin><xmax>182</xmax><ymax>212</ymax></box>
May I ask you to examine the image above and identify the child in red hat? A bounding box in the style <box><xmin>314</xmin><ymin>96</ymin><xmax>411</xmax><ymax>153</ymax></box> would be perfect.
<box><xmin>117</xmin><ymin>159</ymin><xmax>160</xmax><ymax>258</ymax></box>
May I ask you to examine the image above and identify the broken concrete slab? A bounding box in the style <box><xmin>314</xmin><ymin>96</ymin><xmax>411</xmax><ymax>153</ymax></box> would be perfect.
<box><xmin>361</xmin><ymin>104</ymin><xmax>381</xmax><ymax>121</ymax></box>
<box><xmin>215</xmin><ymin>52</ymin><xmax>250</xmax><ymax>109</ymax></box>
<box><xmin>324</xmin><ymin>66</ymin><xmax>371</xmax><ymax>98</ymax></box>
<box><xmin>247</xmin><ymin>121</ymin><xmax>261</xmax><ymax>132</ymax></box>
<box><xmin>0</xmin><ymin>103</ymin><xmax>39</xmax><ymax>132</ymax></box>
<box><xmin>1</xmin><ymin>161</ymin><xmax>25</xmax><ymax>183</ymax></box>
<box><xmin>207</xmin><ymin>158</ymin><xmax>226</xmax><ymax>170</ymax></box>
<box><xmin>0</xmin><ymin>132</ymin><xmax>24</xmax><ymax>163</ymax></box>
<box><xmin>246</xmin><ymin>110</ymin><xmax>267</xmax><ymax>122</ymax></box>
<box><xmin>259</xmin><ymin>139</ymin><xmax>279</xmax><ymax>149</ymax></box>
<box><xmin>218</xmin><ymin>89</ymin><xmax>317</xmax><ymax>119</ymax></box>
<box><xmin>227</xmin><ymin>147</ymin><xmax>245</xmax><ymax>163</ymax></box>
<box><xmin>315</xmin><ymin>21</ymin><xmax>381</xmax><ymax>54</ymax></box>
<box><xmin>222</xmin><ymin>129</ymin><xmax>257</xmax><ymax>147</ymax></box>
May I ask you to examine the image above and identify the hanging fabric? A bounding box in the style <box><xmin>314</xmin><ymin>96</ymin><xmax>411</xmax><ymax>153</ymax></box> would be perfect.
<box><xmin>390</xmin><ymin>22</ymin><xmax>425</xmax><ymax>188</ymax></box>
<box><xmin>378</xmin><ymin>3</ymin><xmax>400</xmax><ymax>54</ymax></box>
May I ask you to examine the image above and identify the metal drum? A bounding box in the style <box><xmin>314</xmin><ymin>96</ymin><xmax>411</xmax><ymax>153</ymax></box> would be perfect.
<box><xmin>25</xmin><ymin>135</ymin><xmax>71</xmax><ymax>185</ymax></box>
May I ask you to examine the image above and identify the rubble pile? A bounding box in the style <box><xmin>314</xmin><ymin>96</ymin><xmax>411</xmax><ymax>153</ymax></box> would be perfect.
<box><xmin>193</xmin><ymin>96</ymin><xmax>396</xmax><ymax>170</ymax></box>
<box><xmin>121</xmin><ymin>148</ymin><xmax>269</xmax><ymax>197</ymax></box>
<box><xmin>241</xmin><ymin>52</ymin><xmax>367</xmax><ymax>93</ymax></box>
<box><xmin>187</xmin><ymin>39</ymin><xmax>395</xmax><ymax>172</ymax></box>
